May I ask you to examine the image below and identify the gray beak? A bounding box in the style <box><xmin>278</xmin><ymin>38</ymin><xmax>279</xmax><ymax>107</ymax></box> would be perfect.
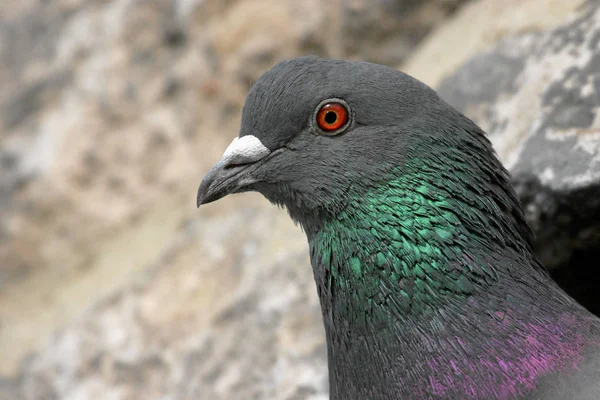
<box><xmin>197</xmin><ymin>135</ymin><xmax>271</xmax><ymax>206</ymax></box>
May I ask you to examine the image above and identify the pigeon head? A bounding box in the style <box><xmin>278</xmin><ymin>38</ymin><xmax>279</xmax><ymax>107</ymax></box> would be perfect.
<box><xmin>197</xmin><ymin>56</ymin><xmax>468</xmax><ymax>231</ymax></box>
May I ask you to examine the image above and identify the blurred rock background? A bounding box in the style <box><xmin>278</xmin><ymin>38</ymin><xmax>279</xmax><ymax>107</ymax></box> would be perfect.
<box><xmin>0</xmin><ymin>0</ymin><xmax>598</xmax><ymax>399</ymax></box>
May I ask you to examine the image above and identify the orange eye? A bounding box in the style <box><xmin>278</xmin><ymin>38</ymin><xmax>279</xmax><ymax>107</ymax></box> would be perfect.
<box><xmin>316</xmin><ymin>102</ymin><xmax>349</xmax><ymax>133</ymax></box>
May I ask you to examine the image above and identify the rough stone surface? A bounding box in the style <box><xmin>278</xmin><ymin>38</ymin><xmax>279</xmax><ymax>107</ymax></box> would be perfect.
<box><xmin>336</xmin><ymin>0</ymin><xmax>468</xmax><ymax>66</ymax></box>
<box><xmin>0</xmin><ymin>0</ymin><xmax>468</xmax><ymax>398</ymax></box>
<box><xmin>14</xmin><ymin>205</ymin><xmax>326</xmax><ymax>400</ymax></box>
<box><xmin>433</xmin><ymin>2</ymin><xmax>600</xmax><ymax>313</ymax></box>
<box><xmin>402</xmin><ymin>0</ymin><xmax>587</xmax><ymax>88</ymax></box>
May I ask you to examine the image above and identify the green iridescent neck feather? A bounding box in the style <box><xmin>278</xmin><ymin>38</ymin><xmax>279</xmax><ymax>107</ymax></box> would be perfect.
<box><xmin>307</xmin><ymin>152</ymin><xmax>544</xmax><ymax>332</ymax></box>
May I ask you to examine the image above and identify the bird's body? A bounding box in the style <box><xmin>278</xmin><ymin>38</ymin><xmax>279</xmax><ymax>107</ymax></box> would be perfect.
<box><xmin>197</xmin><ymin>56</ymin><xmax>600</xmax><ymax>399</ymax></box>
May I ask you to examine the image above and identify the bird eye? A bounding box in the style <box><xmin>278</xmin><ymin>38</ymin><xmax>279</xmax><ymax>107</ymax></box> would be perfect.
<box><xmin>314</xmin><ymin>99</ymin><xmax>351</xmax><ymax>135</ymax></box>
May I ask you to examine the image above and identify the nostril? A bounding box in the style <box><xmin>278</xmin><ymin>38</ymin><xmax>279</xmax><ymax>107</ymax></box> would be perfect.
<box><xmin>224</xmin><ymin>162</ymin><xmax>245</xmax><ymax>169</ymax></box>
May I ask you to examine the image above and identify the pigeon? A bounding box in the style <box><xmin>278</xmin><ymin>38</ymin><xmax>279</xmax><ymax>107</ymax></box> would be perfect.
<box><xmin>197</xmin><ymin>56</ymin><xmax>600</xmax><ymax>400</ymax></box>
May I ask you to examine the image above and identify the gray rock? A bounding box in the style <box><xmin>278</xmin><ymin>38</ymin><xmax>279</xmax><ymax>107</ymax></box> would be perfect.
<box><xmin>437</xmin><ymin>2</ymin><xmax>600</xmax><ymax>314</ymax></box>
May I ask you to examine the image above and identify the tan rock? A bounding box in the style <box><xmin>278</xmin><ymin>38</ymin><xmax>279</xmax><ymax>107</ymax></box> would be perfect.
<box><xmin>402</xmin><ymin>0</ymin><xmax>587</xmax><ymax>88</ymax></box>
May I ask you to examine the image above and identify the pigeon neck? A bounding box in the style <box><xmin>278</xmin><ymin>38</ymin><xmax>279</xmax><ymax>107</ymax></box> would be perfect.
<box><xmin>307</xmin><ymin>159</ymin><xmax>547</xmax><ymax>321</ymax></box>
<box><xmin>306</xmin><ymin>161</ymin><xmax>598</xmax><ymax>399</ymax></box>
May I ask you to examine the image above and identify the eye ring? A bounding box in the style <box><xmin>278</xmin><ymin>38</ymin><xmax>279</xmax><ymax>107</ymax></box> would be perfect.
<box><xmin>312</xmin><ymin>98</ymin><xmax>352</xmax><ymax>136</ymax></box>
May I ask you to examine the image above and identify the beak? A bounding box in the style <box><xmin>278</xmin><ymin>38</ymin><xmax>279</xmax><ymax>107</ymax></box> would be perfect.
<box><xmin>197</xmin><ymin>135</ymin><xmax>271</xmax><ymax>206</ymax></box>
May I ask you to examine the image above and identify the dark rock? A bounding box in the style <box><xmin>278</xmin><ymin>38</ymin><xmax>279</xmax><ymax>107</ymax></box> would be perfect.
<box><xmin>163</xmin><ymin>24</ymin><xmax>187</xmax><ymax>48</ymax></box>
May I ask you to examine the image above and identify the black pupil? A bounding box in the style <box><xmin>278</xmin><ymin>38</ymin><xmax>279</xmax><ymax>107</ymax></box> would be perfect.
<box><xmin>324</xmin><ymin>111</ymin><xmax>338</xmax><ymax>124</ymax></box>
